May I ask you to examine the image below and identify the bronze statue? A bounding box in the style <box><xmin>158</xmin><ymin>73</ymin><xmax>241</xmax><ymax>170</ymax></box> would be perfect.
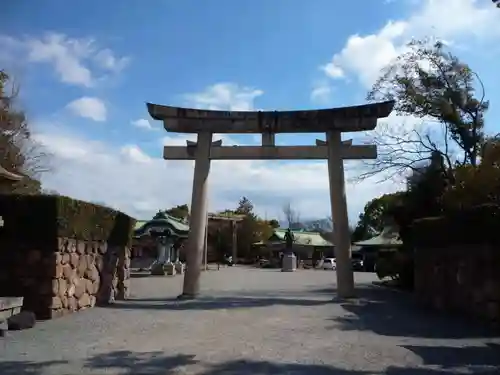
<box><xmin>284</xmin><ymin>228</ymin><xmax>295</xmax><ymax>253</ymax></box>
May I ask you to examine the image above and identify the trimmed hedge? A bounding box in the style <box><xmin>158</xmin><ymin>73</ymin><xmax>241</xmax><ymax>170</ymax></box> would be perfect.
<box><xmin>0</xmin><ymin>194</ymin><xmax>136</xmax><ymax>247</ymax></box>
<box><xmin>412</xmin><ymin>204</ymin><xmax>500</xmax><ymax>247</ymax></box>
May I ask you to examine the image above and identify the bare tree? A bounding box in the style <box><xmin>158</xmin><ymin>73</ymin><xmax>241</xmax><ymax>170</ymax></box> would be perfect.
<box><xmin>0</xmin><ymin>70</ymin><xmax>51</xmax><ymax>194</ymax></box>
<box><xmin>356</xmin><ymin>39</ymin><xmax>488</xmax><ymax>183</ymax></box>
<box><xmin>282</xmin><ymin>200</ymin><xmax>300</xmax><ymax>228</ymax></box>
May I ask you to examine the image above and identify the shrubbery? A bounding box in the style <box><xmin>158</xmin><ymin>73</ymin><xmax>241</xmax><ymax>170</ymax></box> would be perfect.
<box><xmin>0</xmin><ymin>194</ymin><xmax>135</xmax><ymax>247</ymax></box>
<box><xmin>442</xmin><ymin>140</ymin><xmax>500</xmax><ymax>210</ymax></box>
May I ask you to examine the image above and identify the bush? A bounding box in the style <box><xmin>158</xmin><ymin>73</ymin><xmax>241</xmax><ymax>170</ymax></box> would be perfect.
<box><xmin>375</xmin><ymin>256</ymin><xmax>398</xmax><ymax>280</ymax></box>
<box><xmin>375</xmin><ymin>250</ymin><xmax>414</xmax><ymax>290</ymax></box>
<box><xmin>442</xmin><ymin>140</ymin><xmax>500</xmax><ymax>210</ymax></box>
<box><xmin>412</xmin><ymin>204</ymin><xmax>500</xmax><ymax>248</ymax></box>
<box><xmin>0</xmin><ymin>194</ymin><xmax>135</xmax><ymax>247</ymax></box>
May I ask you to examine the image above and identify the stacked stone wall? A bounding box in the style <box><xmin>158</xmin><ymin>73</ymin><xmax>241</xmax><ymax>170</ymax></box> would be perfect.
<box><xmin>414</xmin><ymin>244</ymin><xmax>500</xmax><ymax>324</ymax></box>
<box><xmin>0</xmin><ymin>238</ymin><xmax>130</xmax><ymax>319</ymax></box>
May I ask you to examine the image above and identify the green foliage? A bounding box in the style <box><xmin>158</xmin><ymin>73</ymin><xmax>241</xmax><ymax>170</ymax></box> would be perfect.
<box><xmin>362</xmin><ymin>39</ymin><xmax>488</xmax><ymax>182</ymax></box>
<box><xmin>165</xmin><ymin>204</ymin><xmax>189</xmax><ymax>221</ymax></box>
<box><xmin>442</xmin><ymin>139</ymin><xmax>500</xmax><ymax>210</ymax></box>
<box><xmin>351</xmin><ymin>192</ymin><xmax>405</xmax><ymax>242</ymax></box>
<box><xmin>371</xmin><ymin>39</ymin><xmax>487</xmax><ymax>166</ymax></box>
<box><xmin>232</xmin><ymin>196</ymin><xmax>275</xmax><ymax>259</ymax></box>
<box><xmin>235</xmin><ymin>196</ymin><xmax>255</xmax><ymax>218</ymax></box>
<box><xmin>0</xmin><ymin>194</ymin><xmax>136</xmax><ymax>247</ymax></box>
<box><xmin>412</xmin><ymin>204</ymin><xmax>500</xmax><ymax>247</ymax></box>
<box><xmin>268</xmin><ymin>219</ymin><xmax>280</xmax><ymax>228</ymax></box>
<box><xmin>375</xmin><ymin>257</ymin><xmax>398</xmax><ymax>281</ymax></box>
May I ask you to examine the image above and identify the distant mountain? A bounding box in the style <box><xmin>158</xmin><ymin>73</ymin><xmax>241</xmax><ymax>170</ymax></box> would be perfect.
<box><xmin>278</xmin><ymin>218</ymin><xmax>333</xmax><ymax>232</ymax></box>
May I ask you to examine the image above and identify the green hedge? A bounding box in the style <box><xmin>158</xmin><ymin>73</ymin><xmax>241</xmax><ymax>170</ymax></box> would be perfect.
<box><xmin>412</xmin><ymin>204</ymin><xmax>500</xmax><ymax>247</ymax></box>
<box><xmin>0</xmin><ymin>194</ymin><xmax>136</xmax><ymax>247</ymax></box>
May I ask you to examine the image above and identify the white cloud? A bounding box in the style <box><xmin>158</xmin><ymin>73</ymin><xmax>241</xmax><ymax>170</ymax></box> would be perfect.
<box><xmin>120</xmin><ymin>145</ymin><xmax>152</xmax><ymax>163</ymax></box>
<box><xmin>35</xmin><ymin>126</ymin><xmax>402</xmax><ymax>223</ymax></box>
<box><xmin>0</xmin><ymin>32</ymin><xmax>129</xmax><ymax>87</ymax></box>
<box><xmin>131</xmin><ymin>118</ymin><xmax>155</xmax><ymax>131</ymax></box>
<box><xmin>35</xmin><ymin>82</ymin><xmax>402</xmax><ymax>223</ymax></box>
<box><xmin>93</xmin><ymin>48</ymin><xmax>130</xmax><ymax>72</ymax></box>
<box><xmin>66</xmin><ymin>97</ymin><xmax>107</xmax><ymax>122</ymax></box>
<box><xmin>318</xmin><ymin>0</ymin><xmax>500</xmax><ymax>89</ymax></box>
<box><xmin>310</xmin><ymin>81</ymin><xmax>334</xmax><ymax>105</ymax></box>
<box><xmin>183</xmin><ymin>82</ymin><xmax>263</xmax><ymax>111</ymax></box>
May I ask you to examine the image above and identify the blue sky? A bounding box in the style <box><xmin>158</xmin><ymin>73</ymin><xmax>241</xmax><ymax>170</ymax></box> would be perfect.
<box><xmin>2</xmin><ymin>0</ymin><xmax>499</xmax><ymax>222</ymax></box>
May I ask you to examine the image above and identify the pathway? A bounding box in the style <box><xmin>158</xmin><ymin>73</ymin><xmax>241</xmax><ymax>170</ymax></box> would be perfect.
<box><xmin>1</xmin><ymin>267</ymin><xmax>499</xmax><ymax>374</ymax></box>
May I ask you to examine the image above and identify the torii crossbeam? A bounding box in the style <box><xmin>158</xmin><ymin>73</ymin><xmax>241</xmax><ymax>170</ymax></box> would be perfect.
<box><xmin>147</xmin><ymin>100</ymin><xmax>395</xmax><ymax>299</ymax></box>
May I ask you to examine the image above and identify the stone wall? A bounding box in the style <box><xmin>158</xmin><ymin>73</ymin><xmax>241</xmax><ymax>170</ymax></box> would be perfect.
<box><xmin>414</xmin><ymin>244</ymin><xmax>500</xmax><ymax>325</ymax></box>
<box><xmin>0</xmin><ymin>237</ymin><xmax>131</xmax><ymax>319</ymax></box>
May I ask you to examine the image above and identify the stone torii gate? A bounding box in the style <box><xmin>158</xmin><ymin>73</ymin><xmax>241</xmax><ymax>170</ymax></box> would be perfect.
<box><xmin>147</xmin><ymin>100</ymin><xmax>394</xmax><ymax>299</ymax></box>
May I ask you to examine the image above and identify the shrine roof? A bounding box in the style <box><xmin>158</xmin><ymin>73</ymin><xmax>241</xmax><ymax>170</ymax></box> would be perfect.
<box><xmin>133</xmin><ymin>212</ymin><xmax>189</xmax><ymax>238</ymax></box>
<box><xmin>353</xmin><ymin>226</ymin><xmax>402</xmax><ymax>248</ymax></box>
<box><xmin>146</xmin><ymin>101</ymin><xmax>395</xmax><ymax>134</ymax></box>
<box><xmin>268</xmin><ymin>229</ymin><xmax>333</xmax><ymax>247</ymax></box>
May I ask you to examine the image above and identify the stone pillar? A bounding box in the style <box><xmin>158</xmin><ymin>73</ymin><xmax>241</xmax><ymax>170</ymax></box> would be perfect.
<box><xmin>166</xmin><ymin>239</ymin><xmax>173</xmax><ymax>264</ymax></box>
<box><xmin>181</xmin><ymin>131</ymin><xmax>212</xmax><ymax>299</ymax></box>
<box><xmin>157</xmin><ymin>238</ymin><xmax>168</xmax><ymax>264</ymax></box>
<box><xmin>231</xmin><ymin>220</ymin><xmax>237</xmax><ymax>263</ymax></box>
<box><xmin>204</xmin><ymin>213</ymin><xmax>208</xmax><ymax>270</ymax></box>
<box><xmin>326</xmin><ymin>130</ymin><xmax>354</xmax><ymax>298</ymax></box>
<box><xmin>116</xmin><ymin>246</ymin><xmax>131</xmax><ymax>300</ymax></box>
<box><xmin>172</xmin><ymin>245</ymin><xmax>178</xmax><ymax>263</ymax></box>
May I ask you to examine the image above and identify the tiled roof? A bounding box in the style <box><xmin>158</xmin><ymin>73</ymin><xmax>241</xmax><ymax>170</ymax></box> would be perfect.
<box><xmin>353</xmin><ymin>226</ymin><xmax>402</xmax><ymax>247</ymax></box>
<box><xmin>133</xmin><ymin>213</ymin><xmax>189</xmax><ymax>238</ymax></box>
<box><xmin>269</xmin><ymin>229</ymin><xmax>333</xmax><ymax>247</ymax></box>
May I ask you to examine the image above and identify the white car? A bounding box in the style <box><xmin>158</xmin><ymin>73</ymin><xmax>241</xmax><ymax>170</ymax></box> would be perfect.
<box><xmin>323</xmin><ymin>258</ymin><xmax>336</xmax><ymax>270</ymax></box>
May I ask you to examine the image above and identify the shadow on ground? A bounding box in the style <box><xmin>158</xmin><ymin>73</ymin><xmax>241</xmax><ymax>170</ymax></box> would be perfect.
<box><xmin>1</xmin><ymin>349</ymin><xmax>500</xmax><ymax>374</ymax></box>
<box><xmin>105</xmin><ymin>294</ymin><xmax>333</xmax><ymax>311</ymax></box>
<box><xmin>328</xmin><ymin>285</ymin><xmax>500</xmax><ymax>339</ymax></box>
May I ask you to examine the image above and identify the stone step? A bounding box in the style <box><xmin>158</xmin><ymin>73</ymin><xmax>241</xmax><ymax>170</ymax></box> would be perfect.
<box><xmin>0</xmin><ymin>297</ymin><xmax>24</xmax><ymax>322</ymax></box>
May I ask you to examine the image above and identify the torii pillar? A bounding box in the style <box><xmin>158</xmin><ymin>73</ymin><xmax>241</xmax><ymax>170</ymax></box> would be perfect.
<box><xmin>326</xmin><ymin>131</ymin><xmax>354</xmax><ymax>297</ymax></box>
<box><xmin>147</xmin><ymin>100</ymin><xmax>395</xmax><ymax>299</ymax></box>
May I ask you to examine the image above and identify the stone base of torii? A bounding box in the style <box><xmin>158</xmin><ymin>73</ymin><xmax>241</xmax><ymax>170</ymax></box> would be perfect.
<box><xmin>147</xmin><ymin>101</ymin><xmax>395</xmax><ymax>299</ymax></box>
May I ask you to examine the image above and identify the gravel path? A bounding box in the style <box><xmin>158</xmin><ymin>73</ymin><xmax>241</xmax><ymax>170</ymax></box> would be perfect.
<box><xmin>1</xmin><ymin>267</ymin><xmax>500</xmax><ymax>374</ymax></box>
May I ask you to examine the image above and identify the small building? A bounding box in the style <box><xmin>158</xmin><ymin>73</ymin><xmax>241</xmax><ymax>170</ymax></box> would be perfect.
<box><xmin>353</xmin><ymin>225</ymin><xmax>403</xmax><ymax>271</ymax></box>
<box><xmin>255</xmin><ymin>229</ymin><xmax>334</xmax><ymax>263</ymax></box>
<box><xmin>132</xmin><ymin>212</ymin><xmax>189</xmax><ymax>260</ymax></box>
<box><xmin>132</xmin><ymin>211</ymin><xmax>243</xmax><ymax>263</ymax></box>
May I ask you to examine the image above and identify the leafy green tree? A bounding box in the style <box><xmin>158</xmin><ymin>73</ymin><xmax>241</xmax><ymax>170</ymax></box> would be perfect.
<box><xmin>442</xmin><ymin>138</ymin><xmax>500</xmax><ymax>210</ymax></box>
<box><xmin>235</xmin><ymin>196</ymin><xmax>255</xmax><ymax>218</ymax></box>
<box><xmin>268</xmin><ymin>219</ymin><xmax>280</xmax><ymax>228</ymax></box>
<box><xmin>351</xmin><ymin>192</ymin><xmax>405</xmax><ymax>242</ymax></box>
<box><xmin>359</xmin><ymin>38</ymin><xmax>488</xmax><ymax>182</ymax></box>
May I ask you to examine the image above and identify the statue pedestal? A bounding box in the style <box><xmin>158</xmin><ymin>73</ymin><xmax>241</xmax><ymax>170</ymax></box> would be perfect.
<box><xmin>165</xmin><ymin>263</ymin><xmax>176</xmax><ymax>276</ymax></box>
<box><xmin>151</xmin><ymin>263</ymin><xmax>166</xmax><ymax>276</ymax></box>
<box><xmin>175</xmin><ymin>262</ymin><xmax>185</xmax><ymax>275</ymax></box>
<box><xmin>281</xmin><ymin>253</ymin><xmax>297</xmax><ymax>272</ymax></box>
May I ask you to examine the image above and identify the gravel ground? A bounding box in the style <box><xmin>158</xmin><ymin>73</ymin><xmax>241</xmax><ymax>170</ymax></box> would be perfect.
<box><xmin>1</xmin><ymin>267</ymin><xmax>500</xmax><ymax>374</ymax></box>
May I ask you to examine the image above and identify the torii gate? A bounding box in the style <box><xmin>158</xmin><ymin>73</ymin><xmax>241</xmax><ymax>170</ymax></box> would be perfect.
<box><xmin>147</xmin><ymin>100</ymin><xmax>395</xmax><ymax>299</ymax></box>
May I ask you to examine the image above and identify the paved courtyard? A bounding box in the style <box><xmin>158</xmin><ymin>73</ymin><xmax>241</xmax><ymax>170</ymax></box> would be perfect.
<box><xmin>1</xmin><ymin>267</ymin><xmax>500</xmax><ymax>374</ymax></box>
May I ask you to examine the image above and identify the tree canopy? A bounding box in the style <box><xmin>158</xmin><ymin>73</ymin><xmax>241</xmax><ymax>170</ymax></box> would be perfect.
<box><xmin>0</xmin><ymin>70</ymin><xmax>49</xmax><ymax>194</ymax></box>
<box><xmin>353</xmin><ymin>37</ymin><xmax>499</xmax><ymax>242</ymax></box>
<box><xmin>361</xmin><ymin>39</ymin><xmax>488</xmax><ymax>183</ymax></box>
